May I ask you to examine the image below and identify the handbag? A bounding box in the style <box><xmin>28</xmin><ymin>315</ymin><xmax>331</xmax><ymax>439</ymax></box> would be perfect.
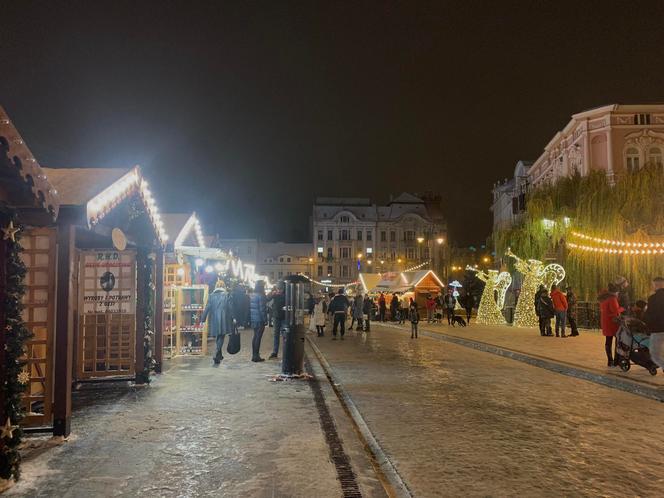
<box><xmin>227</xmin><ymin>331</ymin><xmax>241</xmax><ymax>355</ymax></box>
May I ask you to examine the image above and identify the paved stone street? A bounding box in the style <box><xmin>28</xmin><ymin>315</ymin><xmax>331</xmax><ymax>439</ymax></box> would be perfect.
<box><xmin>311</xmin><ymin>324</ymin><xmax>664</xmax><ymax>497</ymax></box>
<box><xmin>10</xmin><ymin>328</ymin><xmax>383</xmax><ymax>498</ymax></box>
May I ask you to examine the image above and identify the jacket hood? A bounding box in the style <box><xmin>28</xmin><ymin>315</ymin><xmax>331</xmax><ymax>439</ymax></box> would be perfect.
<box><xmin>598</xmin><ymin>290</ymin><xmax>616</xmax><ymax>302</ymax></box>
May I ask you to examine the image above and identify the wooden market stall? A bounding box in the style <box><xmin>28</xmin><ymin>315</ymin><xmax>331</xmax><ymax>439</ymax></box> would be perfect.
<box><xmin>41</xmin><ymin>165</ymin><xmax>167</xmax><ymax>436</ymax></box>
<box><xmin>0</xmin><ymin>107</ymin><xmax>60</xmax><ymax>479</ymax></box>
<box><xmin>162</xmin><ymin>213</ymin><xmax>208</xmax><ymax>358</ymax></box>
<box><xmin>360</xmin><ymin>270</ymin><xmax>445</xmax><ymax>309</ymax></box>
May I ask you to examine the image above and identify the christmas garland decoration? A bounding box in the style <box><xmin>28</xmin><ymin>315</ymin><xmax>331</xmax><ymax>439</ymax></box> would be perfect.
<box><xmin>136</xmin><ymin>254</ymin><xmax>156</xmax><ymax>384</ymax></box>
<box><xmin>0</xmin><ymin>210</ymin><xmax>31</xmax><ymax>481</ymax></box>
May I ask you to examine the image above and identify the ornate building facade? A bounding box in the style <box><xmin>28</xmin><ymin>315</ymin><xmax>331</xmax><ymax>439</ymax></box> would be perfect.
<box><xmin>492</xmin><ymin>104</ymin><xmax>664</xmax><ymax>231</ymax></box>
<box><xmin>312</xmin><ymin>193</ymin><xmax>447</xmax><ymax>284</ymax></box>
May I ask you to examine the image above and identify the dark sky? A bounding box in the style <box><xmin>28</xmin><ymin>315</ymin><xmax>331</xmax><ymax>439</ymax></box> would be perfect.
<box><xmin>3</xmin><ymin>1</ymin><xmax>664</xmax><ymax>245</ymax></box>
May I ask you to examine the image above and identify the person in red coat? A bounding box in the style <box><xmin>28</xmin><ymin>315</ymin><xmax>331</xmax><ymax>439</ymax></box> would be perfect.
<box><xmin>599</xmin><ymin>283</ymin><xmax>624</xmax><ymax>367</ymax></box>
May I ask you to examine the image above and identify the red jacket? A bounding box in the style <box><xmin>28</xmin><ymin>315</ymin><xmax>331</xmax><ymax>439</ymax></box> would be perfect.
<box><xmin>599</xmin><ymin>291</ymin><xmax>623</xmax><ymax>337</ymax></box>
<box><xmin>551</xmin><ymin>290</ymin><xmax>568</xmax><ymax>312</ymax></box>
<box><xmin>426</xmin><ymin>298</ymin><xmax>436</xmax><ymax>310</ymax></box>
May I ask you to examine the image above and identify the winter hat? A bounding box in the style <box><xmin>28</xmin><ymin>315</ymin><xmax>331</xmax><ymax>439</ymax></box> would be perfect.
<box><xmin>614</xmin><ymin>276</ymin><xmax>627</xmax><ymax>286</ymax></box>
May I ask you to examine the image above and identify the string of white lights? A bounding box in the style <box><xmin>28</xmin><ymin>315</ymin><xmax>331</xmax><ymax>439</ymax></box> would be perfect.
<box><xmin>571</xmin><ymin>231</ymin><xmax>664</xmax><ymax>248</ymax></box>
<box><xmin>567</xmin><ymin>241</ymin><xmax>664</xmax><ymax>255</ymax></box>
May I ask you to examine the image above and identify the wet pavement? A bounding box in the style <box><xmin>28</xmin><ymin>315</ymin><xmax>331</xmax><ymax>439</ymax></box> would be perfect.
<box><xmin>10</xmin><ymin>328</ymin><xmax>382</xmax><ymax>498</ymax></box>
<box><xmin>311</xmin><ymin>325</ymin><xmax>664</xmax><ymax>497</ymax></box>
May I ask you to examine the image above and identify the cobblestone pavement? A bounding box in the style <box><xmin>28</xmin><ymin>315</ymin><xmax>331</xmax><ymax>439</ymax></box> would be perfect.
<box><xmin>311</xmin><ymin>325</ymin><xmax>664</xmax><ymax>497</ymax></box>
<box><xmin>409</xmin><ymin>320</ymin><xmax>664</xmax><ymax>386</ymax></box>
<box><xmin>10</xmin><ymin>328</ymin><xmax>383</xmax><ymax>498</ymax></box>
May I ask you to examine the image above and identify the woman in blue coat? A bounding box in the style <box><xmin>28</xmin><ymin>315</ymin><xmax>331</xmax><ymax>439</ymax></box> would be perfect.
<box><xmin>202</xmin><ymin>281</ymin><xmax>234</xmax><ymax>364</ymax></box>
<box><xmin>249</xmin><ymin>280</ymin><xmax>268</xmax><ymax>362</ymax></box>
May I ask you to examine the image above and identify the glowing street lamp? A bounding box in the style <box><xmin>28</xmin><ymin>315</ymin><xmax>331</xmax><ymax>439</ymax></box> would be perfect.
<box><xmin>436</xmin><ymin>237</ymin><xmax>444</xmax><ymax>245</ymax></box>
<box><xmin>417</xmin><ymin>237</ymin><xmax>425</xmax><ymax>243</ymax></box>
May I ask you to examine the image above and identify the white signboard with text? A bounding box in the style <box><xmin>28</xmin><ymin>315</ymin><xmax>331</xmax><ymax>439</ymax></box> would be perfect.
<box><xmin>80</xmin><ymin>250</ymin><xmax>136</xmax><ymax>314</ymax></box>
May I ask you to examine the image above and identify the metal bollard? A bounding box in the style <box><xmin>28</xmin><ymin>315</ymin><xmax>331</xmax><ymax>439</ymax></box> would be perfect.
<box><xmin>281</xmin><ymin>274</ymin><xmax>308</xmax><ymax>375</ymax></box>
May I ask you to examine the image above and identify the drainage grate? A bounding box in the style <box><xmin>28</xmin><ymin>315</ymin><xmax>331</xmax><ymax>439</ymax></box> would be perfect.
<box><xmin>305</xmin><ymin>357</ymin><xmax>363</xmax><ymax>498</ymax></box>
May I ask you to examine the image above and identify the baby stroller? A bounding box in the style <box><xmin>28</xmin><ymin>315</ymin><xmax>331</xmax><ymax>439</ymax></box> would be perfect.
<box><xmin>616</xmin><ymin>317</ymin><xmax>658</xmax><ymax>376</ymax></box>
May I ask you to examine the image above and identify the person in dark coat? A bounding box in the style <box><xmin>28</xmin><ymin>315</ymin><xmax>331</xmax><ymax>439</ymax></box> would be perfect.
<box><xmin>390</xmin><ymin>293</ymin><xmax>399</xmax><ymax>321</ymax></box>
<box><xmin>615</xmin><ymin>276</ymin><xmax>631</xmax><ymax>315</ymax></box>
<box><xmin>249</xmin><ymin>280</ymin><xmax>268</xmax><ymax>362</ymax></box>
<box><xmin>363</xmin><ymin>295</ymin><xmax>373</xmax><ymax>331</ymax></box>
<box><xmin>352</xmin><ymin>294</ymin><xmax>364</xmax><ymax>331</ymax></box>
<box><xmin>410</xmin><ymin>299</ymin><xmax>420</xmax><ymax>338</ymax></box>
<box><xmin>464</xmin><ymin>292</ymin><xmax>475</xmax><ymax>324</ymax></box>
<box><xmin>268</xmin><ymin>282</ymin><xmax>286</xmax><ymax>359</ymax></box>
<box><xmin>231</xmin><ymin>284</ymin><xmax>250</xmax><ymax>330</ymax></box>
<box><xmin>328</xmin><ymin>288</ymin><xmax>350</xmax><ymax>339</ymax></box>
<box><xmin>644</xmin><ymin>277</ymin><xmax>664</xmax><ymax>333</ymax></box>
<box><xmin>378</xmin><ymin>292</ymin><xmax>387</xmax><ymax>322</ymax></box>
<box><xmin>536</xmin><ymin>289</ymin><xmax>555</xmax><ymax>337</ymax></box>
<box><xmin>566</xmin><ymin>286</ymin><xmax>579</xmax><ymax>336</ymax></box>
<box><xmin>202</xmin><ymin>281</ymin><xmax>235</xmax><ymax>364</ymax></box>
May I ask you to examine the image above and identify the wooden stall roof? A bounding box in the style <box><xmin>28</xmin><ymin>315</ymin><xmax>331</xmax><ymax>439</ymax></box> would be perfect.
<box><xmin>163</xmin><ymin>212</ymin><xmax>206</xmax><ymax>249</ymax></box>
<box><xmin>364</xmin><ymin>270</ymin><xmax>445</xmax><ymax>294</ymax></box>
<box><xmin>0</xmin><ymin>106</ymin><xmax>59</xmax><ymax>218</ymax></box>
<box><xmin>41</xmin><ymin>167</ymin><xmax>129</xmax><ymax>206</ymax></box>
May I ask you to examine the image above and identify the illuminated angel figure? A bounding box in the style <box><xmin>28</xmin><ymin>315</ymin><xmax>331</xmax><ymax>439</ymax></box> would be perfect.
<box><xmin>495</xmin><ymin>271</ymin><xmax>513</xmax><ymax>310</ymax></box>
<box><xmin>506</xmin><ymin>249</ymin><xmax>544</xmax><ymax>328</ymax></box>
<box><xmin>541</xmin><ymin>263</ymin><xmax>566</xmax><ymax>291</ymax></box>
<box><xmin>467</xmin><ymin>266</ymin><xmax>506</xmax><ymax>326</ymax></box>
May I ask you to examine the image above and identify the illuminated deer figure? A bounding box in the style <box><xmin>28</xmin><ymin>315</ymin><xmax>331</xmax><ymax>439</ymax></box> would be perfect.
<box><xmin>467</xmin><ymin>266</ymin><xmax>506</xmax><ymax>325</ymax></box>
<box><xmin>506</xmin><ymin>249</ymin><xmax>565</xmax><ymax>328</ymax></box>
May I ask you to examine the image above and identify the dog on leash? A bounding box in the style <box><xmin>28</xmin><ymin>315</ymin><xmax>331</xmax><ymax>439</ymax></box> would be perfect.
<box><xmin>451</xmin><ymin>315</ymin><xmax>467</xmax><ymax>327</ymax></box>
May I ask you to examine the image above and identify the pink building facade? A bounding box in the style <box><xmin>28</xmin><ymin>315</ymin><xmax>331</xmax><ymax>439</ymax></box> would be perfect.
<box><xmin>492</xmin><ymin>104</ymin><xmax>664</xmax><ymax>231</ymax></box>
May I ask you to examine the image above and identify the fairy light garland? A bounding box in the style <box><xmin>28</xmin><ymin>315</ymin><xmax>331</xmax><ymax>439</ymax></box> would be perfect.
<box><xmin>568</xmin><ymin>240</ymin><xmax>664</xmax><ymax>255</ymax></box>
<box><xmin>571</xmin><ymin>231</ymin><xmax>664</xmax><ymax>248</ymax></box>
<box><xmin>174</xmin><ymin>213</ymin><xmax>206</xmax><ymax>248</ymax></box>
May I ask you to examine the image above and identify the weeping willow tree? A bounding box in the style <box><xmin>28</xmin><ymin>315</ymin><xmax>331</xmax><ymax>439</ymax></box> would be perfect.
<box><xmin>494</xmin><ymin>165</ymin><xmax>664</xmax><ymax>300</ymax></box>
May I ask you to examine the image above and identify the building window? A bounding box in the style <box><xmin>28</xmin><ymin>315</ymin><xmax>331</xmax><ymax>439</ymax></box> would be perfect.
<box><xmin>279</xmin><ymin>257</ymin><xmax>284</xmax><ymax>263</ymax></box>
<box><xmin>626</xmin><ymin>147</ymin><xmax>640</xmax><ymax>172</ymax></box>
<box><xmin>278</xmin><ymin>271</ymin><xmax>283</xmax><ymax>278</ymax></box>
<box><xmin>327</xmin><ymin>230</ymin><xmax>333</xmax><ymax>241</ymax></box>
<box><xmin>405</xmin><ymin>230</ymin><xmax>415</xmax><ymax>241</ymax></box>
<box><xmin>340</xmin><ymin>215</ymin><xmax>350</xmax><ymax>223</ymax></box>
<box><xmin>390</xmin><ymin>250</ymin><xmax>396</xmax><ymax>261</ymax></box>
<box><xmin>317</xmin><ymin>266</ymin><xmax>323</xmax><ymax>277</ymax></box>
<box><xmin>366</xmin><ymin>247</ymin><xmax>373</xmax><ymax>254</ymax></box>
<box><xmin>342</xmin><ymin>265</ymin><xmax>349</xmax><ymax>277</ymax></box>
<box><xmin>357</xmin><ymin>230</ymin><xmax>362</xmax><ymax>241</ymax></box>
<box><xmin>269</xmin><ymin>271</ymin><xmax>275</xmax><ymax>280</ymax></box>
<box><xmin>406</xmin><ymin>247</ymin><xmax>415</xmax><ymax>259</ymax></box>
<box><xmin>390</xmin><ymin>231</ymin><xmax>396</xmax><ymax>242</ymax></box>
<box><xmin>327</xmin><ymin>247</ymin><xmax>333</xmax><ymax>259</ymax></box>
<box><xmin>380</xmin><ymin>231</ymin><xmax>386</xmax><ymax>242</ymax></box>
<box><xmin>287</xmin><ymin>257</ymin><xmax>291</xmax><ymax>263</ymax></box>
<box><xmin>648</xmin><ymin>147</ymin><xmax>663</xmax><ymax>167</ymax></box>
<box><xmin>366</xmin><ymin>231</ymin><xmax>372</xmax><ymax>241</ymax></box>
<box><xmin>247</xmin><ymin>246</ymin><xmax>253</xmax><ymax>255</ymax></box>
<box><xmin>340</xmin><ymin>247</ymin><xmax>350</xmax><ymax>259</ymax></box>
<box><xmin>340</xmin><ymin>229</ymin><xmax>350</xmax><ymax>240</ymax></box>
<box><xmin>317</xmin><ymin>230</ymin><xmax>323</xmax><ymax>241</ymax></box>
<box><xmin>327</xmin><ymin>265</ymin><xmax>333</xmax><ymax>276</ymax></box>
<box><xmin>634</xmin><ymin>113</ymin><xmax>651</xmax><ymax>125</ymax></box>
<box><xmin>423</xmin><ymin>247</ymin><xmax>430</xmax><ymax>259</ymax></box>
<box><xmin>317</xmin><ymin>246</ymin><xmax>324</xmax><ymax>254</ymax></box>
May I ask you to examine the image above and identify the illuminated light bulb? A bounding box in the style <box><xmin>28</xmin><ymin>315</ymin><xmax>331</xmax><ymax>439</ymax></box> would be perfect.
<box><xmin>195</xmin><ymin>258</ymin><xmax>204</xmax><ymax>267</ymax></box>
<box><xmin>176</xmin><ymin>267</ymin><xmax>185</xmax><ymax>276</ymax></box>
<box><xmin>205</xmin><ymin>265</ymin><xmax>213</xmax><ymax>273</ymax></box>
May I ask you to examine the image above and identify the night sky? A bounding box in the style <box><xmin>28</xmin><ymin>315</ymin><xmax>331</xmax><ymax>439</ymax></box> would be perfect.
<box><xmin>3</xmin><ymin>1</ymin><xmax>664</xmax><ymax>245</ymax></box>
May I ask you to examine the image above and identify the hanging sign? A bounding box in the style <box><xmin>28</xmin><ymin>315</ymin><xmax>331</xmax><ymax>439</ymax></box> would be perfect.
<box><xmin>80</xmin><ymin>250</ymin><xmax>136</xmax><ymax>314</ymax></box>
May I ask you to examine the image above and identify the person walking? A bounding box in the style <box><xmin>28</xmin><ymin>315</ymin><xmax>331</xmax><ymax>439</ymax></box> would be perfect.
<box><xmin>201</xmin><ymin>280</ymin><xmax>235</xmax><ymax>365</ymax></box>
<box><xmin>644</xmin><ymin>277</ymin><xmax>664</xmax><ymax>368</ymax></box>
<box><xmin>443</xmin><ymin>289</ymin><xmax>456</xmax><ymax>325</ymax></box>
<box><xmin>410</xmin><ymin>300</ymin><xmax>420</xmax><ymax>338</ymax></box>
<box><xmin>390</xmin><ymin>293</ymin><xmax>399</xmax><ymax>321</ymax></box>
<box><xmin>566</xmin><ymin>286</ymin><xmax>579</xmax><ymax>336</ymax></box>
<box><xmin>268</xmin><ymin>281</ymin><xmax>286</xmax><ymax>359</ymax></box>
<box><xmin>503</xmin><ymin>289</ymin><xmax>516</xmax><ymax>325</ymax></box>
<box><xmin>550</xmin><ymin>284</ymin><xmax>568</xmax><ymax>337</ymax></box>
<box><xmin>231</xmin><ymin>284</ymin><xmax>250</xmax><ymax>331</ymax></box>
<box><xmin>248</xmin><ymin>281</ymin><xmax>268</xmax><ymax>362</ymax></box>
<box><xmin>353</xmin><ymin>293</ymin><xmax>364</xmax><ymax>331</ymax></box>
<box><xmin>363</xmin><ymin>294</ymin><xmax>373</xmax><ymax>331</ymax></box>
<box><xmin>463</xmin><ymin>291</ymin><xmax>475</xmax><ymax>324</ymax></box>
<box><xmin>599</xmin><ymin>283</ymin><xmax>623</xmax><ymax>367</ymax></box>
<box><xmin>313</xmin><ymin>298</ymin><xmax>327</xmax><ymax>337</ymax></box>
<box><xmin>329</xmin><ymin>288</ymin><xmax>350</xmax><ymax>339</ymax></box>
<box><xmin>426</xmin><ymin>294</ymin><xmax>436</xmax><ymax>323</ymax></box>
<box><xmin>378</xmin><ymin>292</ymin><xmax>387</xmax><ymax>322</ymax></box>
<box><xmin>536</xmin><ymin>288</ymin><xmax>555</xmax><ymax>337</ymax></box>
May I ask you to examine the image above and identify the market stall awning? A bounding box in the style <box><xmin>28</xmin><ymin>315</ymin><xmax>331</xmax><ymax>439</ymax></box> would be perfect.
<box><xmin>0</xmin><ymin>106</ymin><xmax>59</xmax><ymax>219</ymax></box>
<box><xmin>358</xmin><ymin>273</ymin><xmax>382</xmax><ymax>293</ymax></box>
<box><xmin>361</xmin><ymin>270</ymin><xmax>445</xmax><ymax>294</ymax></box>
<box><xmin>43</xmin><ymin>165</ymin><xmax>168</xmax><ymax>245</ymax></box>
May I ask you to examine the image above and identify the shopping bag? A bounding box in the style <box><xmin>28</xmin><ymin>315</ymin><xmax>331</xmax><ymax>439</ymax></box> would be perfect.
<box><xmin>227</xmin><ymin>332</ymin><xmax>241</xmax><ymax>355</ymax></box>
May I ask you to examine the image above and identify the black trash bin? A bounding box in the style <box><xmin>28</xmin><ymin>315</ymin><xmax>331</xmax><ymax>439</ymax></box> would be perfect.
<box><xmin>281</xmin><ymin>274</ymin><xmax>308</xmax><ymax>376</ymax></box>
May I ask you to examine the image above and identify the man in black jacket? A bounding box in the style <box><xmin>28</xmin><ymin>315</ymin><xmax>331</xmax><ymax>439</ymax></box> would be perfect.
<box><xmin>268</xmin><ymin>282</ymin><xmax>286</xmax><ymax>359</ymax></box>
<box><xmin>328</xmin><ymin>288</ymin><xmax>350</xmax><ymax>339</ymax></box>
<box><xmin>644</xmin><ymin>277</ymin><xmax>664</xmax><ymax>333</ymax></box>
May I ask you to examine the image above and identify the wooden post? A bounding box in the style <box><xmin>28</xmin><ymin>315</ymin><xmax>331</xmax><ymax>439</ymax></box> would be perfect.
<box><xmin>134</xmin><ymin>247</ymin><xmax>147</xmax><ymax>384</ymax></box>
<box><xmin>154</xmin><ymin>248</ymin><xmax>164</xmax><ymax>373</ymax></box>
<box><xmin>53</xmin><ymin>224</ymin><xmax>75</xmax><ymax>437</ymax></box>
<box><xmin>0</xmin><ymin>223</ymin><xmax>8</xmax><ymax>443</ymax></box>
